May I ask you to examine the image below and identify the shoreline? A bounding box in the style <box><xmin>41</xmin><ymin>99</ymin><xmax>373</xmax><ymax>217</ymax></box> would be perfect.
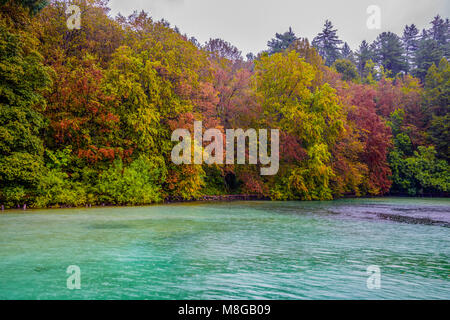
<box><xmin>1</xmin><ymin>194</ymin><xmax>449</xmax><ymax>212</ymax></box>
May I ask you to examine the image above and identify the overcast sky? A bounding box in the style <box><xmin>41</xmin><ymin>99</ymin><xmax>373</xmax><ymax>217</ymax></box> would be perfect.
<box><xmin>108</xmin><ymin>0</ymin><xmax>450</xmax><ymax>56</ymax></box>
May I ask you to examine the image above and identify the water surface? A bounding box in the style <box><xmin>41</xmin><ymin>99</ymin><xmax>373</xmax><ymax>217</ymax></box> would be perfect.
<box><xmin>0</xmin><ymin>198</ymin><xmax>449</xmax><ymax>299</ymax></box>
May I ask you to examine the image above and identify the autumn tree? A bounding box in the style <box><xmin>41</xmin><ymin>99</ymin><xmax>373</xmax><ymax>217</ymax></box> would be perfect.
<box><xmin>0</xmin><ymin>3</ymin><xmax>52</xmax><ymax>207</ymax></box>
<box><xmin>254</xmin><ymin>51</ymin><xmax>345</xmax><ymax>200</ymax></box>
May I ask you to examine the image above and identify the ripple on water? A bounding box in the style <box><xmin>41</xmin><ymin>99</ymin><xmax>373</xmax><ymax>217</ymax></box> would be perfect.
<box><xmin>0</xmin><ymin>198</ymin><xmax>449</xmax><ymax>299</ymax></box>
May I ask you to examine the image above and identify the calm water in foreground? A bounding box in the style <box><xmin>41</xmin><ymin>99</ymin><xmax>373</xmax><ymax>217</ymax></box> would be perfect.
<box><xmin>0</xmin><ymin>198</ymin><xmax>449</xmax><ymax>300</ymax></box>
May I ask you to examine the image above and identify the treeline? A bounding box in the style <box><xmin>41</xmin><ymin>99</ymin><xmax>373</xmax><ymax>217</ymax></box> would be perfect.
<box><xmin>0</xmin><ymin>0</ymin><xmax>448</xmax><ymax>209</ymax></box>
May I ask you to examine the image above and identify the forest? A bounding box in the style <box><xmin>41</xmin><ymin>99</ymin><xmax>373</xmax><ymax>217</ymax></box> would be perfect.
<box><xmin>0</xmin><ymin>0</ymin><xmax>448</xmax><ymax>208</ymax></box>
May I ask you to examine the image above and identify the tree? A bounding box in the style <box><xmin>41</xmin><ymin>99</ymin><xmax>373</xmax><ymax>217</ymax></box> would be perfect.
<box><xmin>0</xmin><ymin>5</ymin><xmax>52</xmax><ymax>207</ymax></box>
<box><xmin>267</xmin><ymin>27</ymin><xmax>297</xmax><ymax>55</ymax></box>
<box><xmin>34</xmin><ymin>0</ymin><xmax>124</xmax><ymax>65</ymax></box>
<box><xmin>254</xmin><ymin>51</ymin><xmax>345</xmax><ymax>200</ymax></box>
<box><xmin>332</xmin><ymin>59</ymin><xmax>358</xmax><ymax>82</ymax></box>
<box><xmin>312</xmin><ymin>20</ymin><xmax>343</xmax><ymax>66</ymax></box>
<box><xmin>356</xmin><ymin>40</ymin><xmax>373</xmax><ymax>78</ymax></box>
<box><xmin>427</xmin><ymin>15</ymin><xmax>450</xmax><ymax>57</ymax></box>
<box><xmin>204</xmin><ymin>38</ymin><xmax>242</xmax><ymax>61</ymax></box>
<box><xmin>402</xmin><ymin>24</ymin><xmax>419</xmax><ymax>73</ymax></box>
<box><xmin>338</xmin><ymin>83</ymin><xmax>393</xmax><ymax>195</ymax></box>
<box><xmin>389</xmin><ymin>144</ymin><xmax>449</xmax><ymax>196</ymax></box>
<box><xmin>424</xmin><ymin>58</ymin><xmax>449</xmax><ymax>160</ymax></box>
<box><xmin>0</xmin><ymin>0</ymin><xmax>48</xmax><ymax>14</ymax></box>
<box><xmin>372</xmin><ymin>32</ymin><xmax>407</xmax><ymax>76</ymax></box>
<box><xmin>341</xmin><ymin>42</ymin><xmax>355</xmax><ymax>63</ymax></box>
<box><xmin>289</xmin><ymin>38</ymin><xmax>326</xmax><ymax>87</ymax></box>
<box><xmin>413</xmin><ymin>38</ymin><xmax>444</xmax><ymax>81</ymax></box>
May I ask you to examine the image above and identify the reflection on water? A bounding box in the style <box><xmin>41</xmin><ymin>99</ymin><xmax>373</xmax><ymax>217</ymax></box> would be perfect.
<box><xmin>0</xmin><ymin>198</ymin><xmax>449</xmax><ymax>300</ymax></box>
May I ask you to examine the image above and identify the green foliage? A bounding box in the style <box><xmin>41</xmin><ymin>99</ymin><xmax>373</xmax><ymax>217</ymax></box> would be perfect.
<box><xmin>332</xmin><ymin>59</ymin><xmax>358</xmax><ymax>82</ymax></box>
<box><xmin>424</xmin><ymin>58</ymin><xmax>449</xmax><ymax>160</ymax></box>
<box><xmin>254</xmin><ymin>51</ymin><xmax>344</xmax><ymax>200</ymax></box>
<box><xmin>356</xmin><ymin>40</ymin><xmax>373</xmax><ymax>78</ymax></box>
<box><xmin>0</xmin><ymin>15</ymin><xmax>52</xmax><ymax>207</ymax></box>
<box><xmin>388</xmin><ymin>108</ymin><xmax>449</xmax><ymax>195</ymax></box>
<box><xmin>96</xmin><ymin>157</ymin><xmax>164</xmax><ymax>205</ymax></box>
<box><xmin>372</xmin><ymin>32</ymin><xmax>407</xmax><ymax>76</ymax></box>
<box><xmin>267</xmin><ymin>27</ymin><xmax>297</xmax><ymax>55</ymax></box>
<box><xmin>34</xmin><ymin>169</ymin><xmax>87</xmax><ymax>208</ymax></box>
<box><xmin>0</xmin><ymin>0</ymin><xmax>48</xmax><ymax>14</ymax></box>
<box><xmin>312</xmin><ymin>20</ymin><xmax>343</xmax><ymax>66</ymax></box>
<box><xmin>413</xmin><ymin>39</ymin><xmax>444</xmax><ymax>81</ymax></box>
<box><xmin>389</xmin><ymin>146</ymin><xmax>449</xmax><ymax>195</ymax></box>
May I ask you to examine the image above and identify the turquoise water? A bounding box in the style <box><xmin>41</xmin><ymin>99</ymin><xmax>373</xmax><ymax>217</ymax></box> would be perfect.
<box><xmin>0</xmin><ymin>198</ymin><xmax>449</xmax><ymax>300</ymax></box>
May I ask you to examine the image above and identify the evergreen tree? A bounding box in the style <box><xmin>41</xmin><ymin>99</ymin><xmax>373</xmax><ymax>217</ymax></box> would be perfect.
<box><xmin>341</xmin><ymin>42</ymin><xmax>355</xmax><ymax>63</ymax></box>
<box><xmin>372</xmin><ymin>32</ymin><xmax>407</xmax><ymax>76</ymax></box>
<box><xmin>312</xmin><ymin>20</ymin><xmax>343</xmax><ymax>66</ymax></box>
<box><xmin>413</xmin><ymin>38</ymin><xmax>444</xmax><ymax>81</ymax></box>
<box><xmin>427</xmin><ymin>15</ymin><xmax>450</xmax><ymax>58</ymax></box>
<box><xmin>267</xmin><ymin>27</ymin><xmax>297</xmax><ymax>55</ymax></box>
<box><xmin>402</xmin><ymin>24</ymin><xmax>420</xmax><ymax>73</ymax></box>
<box><xmin>356</xmin><ymin>40</ymin><xmax>373</xmax><ymax>78</ymax></box>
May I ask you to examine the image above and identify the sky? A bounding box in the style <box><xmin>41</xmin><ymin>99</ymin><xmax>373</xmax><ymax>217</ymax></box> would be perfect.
<box><xmin>108</xmin><ymin>0</ymin><xmax>450</xmax><ymax>56</ymax></box>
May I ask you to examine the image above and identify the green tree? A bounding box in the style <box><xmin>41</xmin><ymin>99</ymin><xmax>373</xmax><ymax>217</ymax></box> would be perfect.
<box><xmin>267</xmin><ymin>27</ymin><xmax>297</xmax><ymax>55</ymax></box>
<box><xmin>372</xmin><ymin>32</ymin><xmax>407</xmax><ymax>75</ymax></box>
<box><xmin>0</xmin><ymin>0</ymin><xmax>48</xmax><ymax>14</ymax></box>
<box><xmin>356</xmin><ymin>40</ymin><xmax>373</xmax><ymax>78</ymax></box>
<box><xmin>254</xmin><ymin>51</ymin><xmax>344</xmax><ymax>200</ymax></box>
<box><xmin>388</xmin><ymin>108</ymin><xmax>449</xmax><ymax>195</ymax></box>
<box><xmin>424</xmin><ymin>58</ymin><xmax>449</xmax><ymax>160</ymax></box>
<box><xmin>341</xmin><ymin>42</ymin><xmax>355</xmax><ymax>63</ymax></box>
<box><xmin>332</xmin><ymin>59</ymin><xmax>358</xmax><ymax>82</ymax></box>
<box><xmin>0</xmin><ymin>8</ymin><xmax>52</xmax><ymax>207</ymax></box>
<box><xmin>427</xmin><ymin>15</ymin><xmax>450</xmax><ymax>58</ymax></box>
<box><xmin>312</xmin><ymin>20</ymin><xmax>343</xmax><ymax>66</ymax></box>
<box><xmin>96</xmin><ymin>157</ymin><xmax>164</xmax><ymax>205</ymax></box>
<box><xmin>401</xmin><ymin>24</ymin><xmax>419</xmax><ymax>73</ymax></box>
<box><xmin>413</xmin><ymin>37</ymin><xmax>444</xmax><ymax>81</ymax></box>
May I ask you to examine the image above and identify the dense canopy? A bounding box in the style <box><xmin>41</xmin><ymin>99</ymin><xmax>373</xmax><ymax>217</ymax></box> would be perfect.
<box><xmin>0</xmin><ymin>0</ymin><xmax>448</xmax><ymax>208</ymax></box>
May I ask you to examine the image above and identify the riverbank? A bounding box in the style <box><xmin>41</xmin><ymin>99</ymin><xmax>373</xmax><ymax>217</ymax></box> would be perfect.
<box><xmin>1</xmin><ymin>193</ymin><xmax>449</xmax><ymax>212</ymax></box>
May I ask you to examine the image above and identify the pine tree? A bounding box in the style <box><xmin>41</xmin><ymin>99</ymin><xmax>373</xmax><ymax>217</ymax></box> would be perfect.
<box><xmin>267</xmin><ymin>27</ymin><xmax>297</xmax><ymax>55</ymax></box>
<box><xmin>402</xmin><ymin>24</ymin><xmax>420</xmax><ymax>73</ymax></box>
<box><xmin>427</xmin><ymin>15</ymin><xmax>450</xmax><ymax>58</ymax></box>
<box><xmin>372</xmin><ymin>32</ymin><xmax>407</xmax><ymax>76</ymax></box>
<box><xmin>356</xmin><ymin>40</ymin><xmax>373</xmax><ymax>78</ymax></box>
<box><xmin>312</xmin><ymin>20</ymin><xmax>343</xmax><ymax>66</ymax></box>
<box><xmin>413</xmin><ymin>38</ymin><xmax>444</xmax><ymax>81</ymax></box>
<box><xmin>341</xmin><ymin>42</ymin><xmax>355</xmax><ymax>63</ymax></box>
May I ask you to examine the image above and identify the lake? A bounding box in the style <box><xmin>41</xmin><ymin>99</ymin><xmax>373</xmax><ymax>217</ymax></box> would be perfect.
<box><xmin>0</xmin><ymin>198</ymin><xmax>449</xmax><ymax>300</ymax></box>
